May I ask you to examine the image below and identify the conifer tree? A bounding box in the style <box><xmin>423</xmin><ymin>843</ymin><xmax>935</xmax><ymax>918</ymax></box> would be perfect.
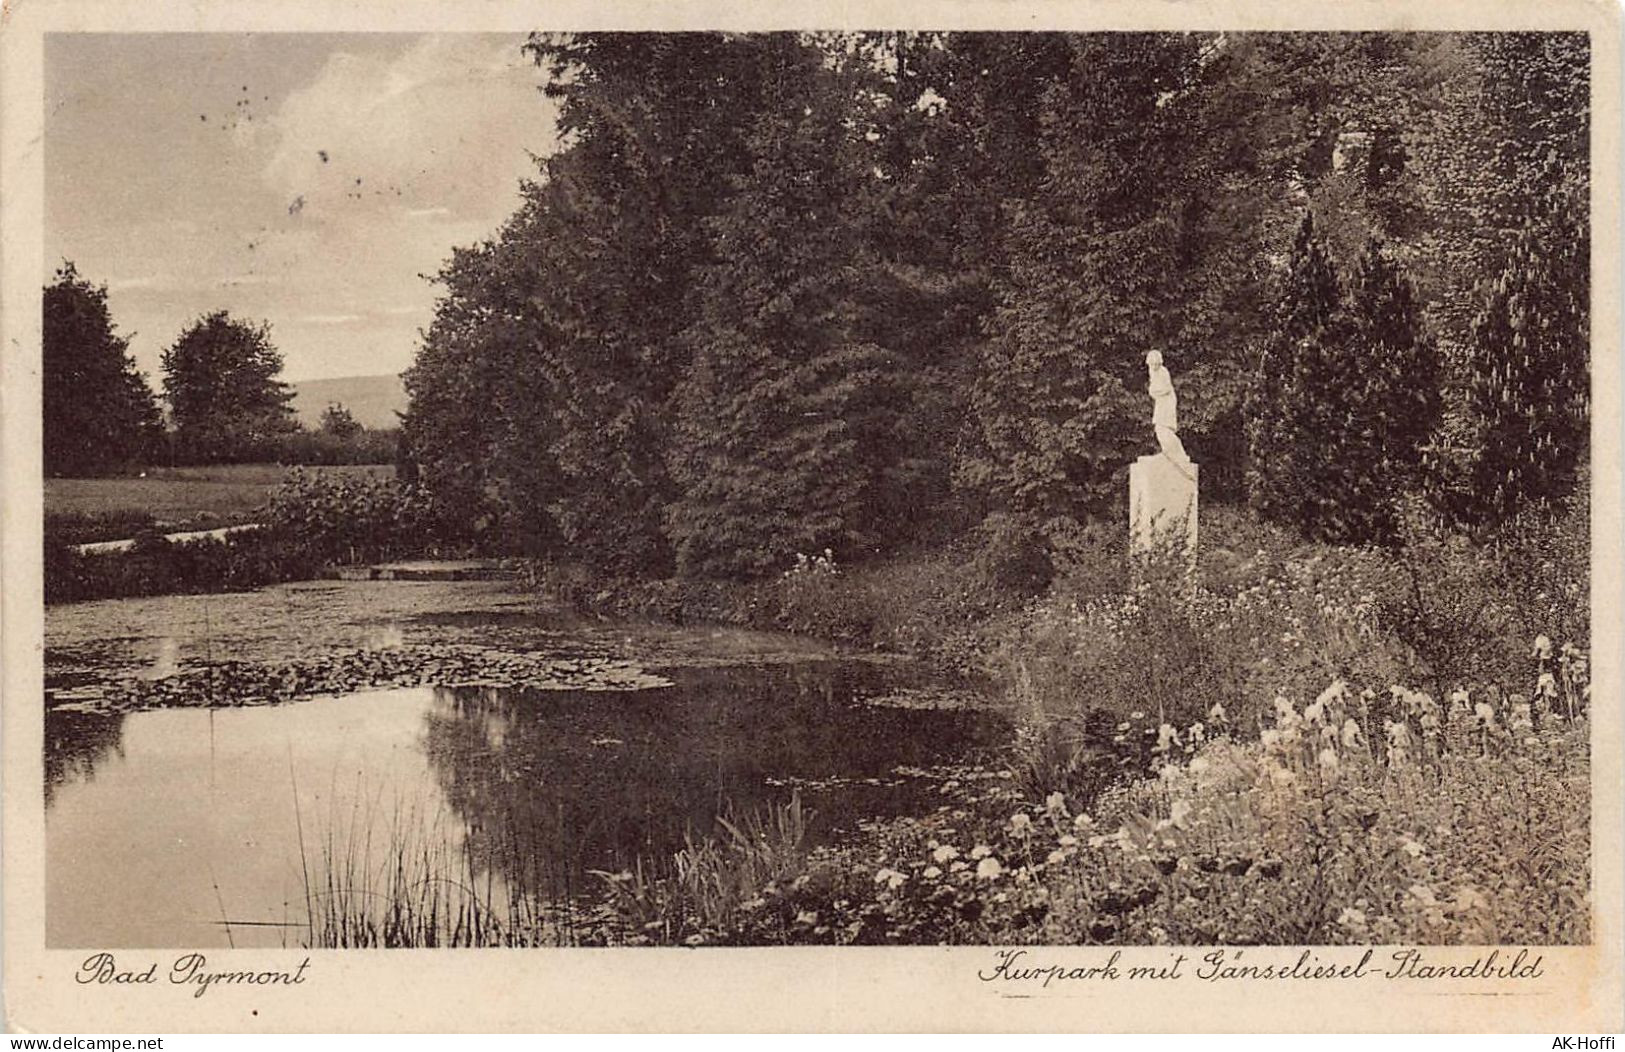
<box><xmin>666</xmin><ymin>39</ymin><xmax>904</xmax><ymax>578</ymax></box>
<box><xmin>43</xmin><ymin>263</ymin><xmax>163</xmax><ymax>476</ymax></box>
<box><xmin>1460</xmin><ymin>180</ymin><xmax>1588</xmax><ymax>527</ymax></box>
<box><xmin>1341</xmin><ymin>238</ymin><xmax>1441</xmax><ymax>539</ymax></box>
<box><xmin>1246</xmin><ymin>212</ymin><xmax>1344</xmax><ymax>530</ymax></box>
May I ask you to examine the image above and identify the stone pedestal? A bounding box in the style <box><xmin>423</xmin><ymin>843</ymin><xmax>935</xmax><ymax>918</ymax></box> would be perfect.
<box><xmin>1129</xmin><ymin>454</ymin><xmax>1198</xmax><ymax>565</ymax></box>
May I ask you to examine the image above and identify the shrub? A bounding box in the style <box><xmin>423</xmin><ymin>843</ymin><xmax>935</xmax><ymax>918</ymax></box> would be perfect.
<box><xmin>1006</xmin><ymin>534</ymin><xmax>1407</xmax><ymax>801</ymax></box>
<box><xmin>262</xmin><ymin>467</ymin><xmax>459</xmax><ymax>565</ymax></box>
<box><xmin>1370</xmin><ymin>481</ymin><xmax>1588</xmax><ymax>697</ymax></box>
<box><xmin>1039</xmin><ymin>662</ymin><xmax>1590</xmax><ymax>945</ymax></box>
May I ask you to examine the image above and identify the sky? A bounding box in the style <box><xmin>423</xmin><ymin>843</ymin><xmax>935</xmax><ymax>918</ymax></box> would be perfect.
<box><xmin>45</xmin><ymin>33</ymin><xmax>561</xmax><ymax>384</ymax></box>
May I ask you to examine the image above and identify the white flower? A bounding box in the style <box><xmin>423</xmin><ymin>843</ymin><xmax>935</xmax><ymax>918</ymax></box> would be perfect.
<box><xmin>1316</xmin><ymin>679</ymin><xmax>1347</xmax><ymax>710</ymax></box>
<box><xmin>1532</xmin><ymin>634</ymin><xmax>1553</xmax><ymax>660</ymax></box>
<box><xmin>1337</xmin><ymin>907</ymin><xmax>1368</xmax><ymax>930</ymax></box>
<box><xmin>873</xmin><ymin>867</ymin><xmax>907</xmax><ymax>890</ymax></box>
<box><xmin>932</xmin><ymin>844</ymin><xmax>960</xmax><ymax>863</ymax></box>
<box><xmin>1058</xmin><ymin>835</ymin><xmax>1079</xmax><ymax>847</ymax></box>
<box><xmin>1341</xmin><ymin>719</ymin><xmax>1363</xmax><ymax>748</ymax></box>
<box><xmin>922</xmin><ymin>866</ymin><xmax>942</xmax><ymax>879</ymax></box>
<box><xmin>1408</xmin><ymin>884</ymin><xmax>1439</xmax><ymax>908</ymax></box>
<box><xmin>970</xmin><ymin>844</ymin><xmax>992</xmax><ymax>860</ymax></box>
<box><xmin>1009</xmin><ymin>812</ymin><xmax>1033</xmax><ymax>836</ymax></box>
<box><xmin>1317</xmin><ymin>747</ymin><xmax>1339</xmax><ymax>771</ymax></box>
<box><xmin>976</xmin><ymin>857</ymin><xmax>1004</xmax><ymax>880</ymax></box>
<box><xmin>1073</xmin><ymin>812</ymin><xmax>1094</xmax><ymax>830</ymax></box>
<box><xmin>1044</xmin><ymin>791</ymin><xmax>1069</xmax><ymax>817</ymax></box>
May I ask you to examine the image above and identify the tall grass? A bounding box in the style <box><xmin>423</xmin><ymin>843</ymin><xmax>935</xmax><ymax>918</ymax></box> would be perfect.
<box><xmin>295</xmin><ymin>778</ymin><xmax>567</xmax><ymax>948</ymax></box>
<box><xmin>594</xmin><ymin>794</ymin><xmax>811</xmax><ymax>945</ymax></box>
<box><xmin>294</xmin><ymin>778</ymin><xmax>811</xmax><ymax>948</ymax></box>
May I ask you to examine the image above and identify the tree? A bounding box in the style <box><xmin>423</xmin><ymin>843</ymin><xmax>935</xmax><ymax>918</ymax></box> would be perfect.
<box><xmin>318</xmin><ymin>403</ymin><xmax>363</xmax><ymax>440</ymax></box>
<box><xmin>1456</xmin><ymin>179</ymin><xmax>1588</xmax><ymax>528</ymax></box>
<box><xmin>1246</xmin><ymin>212</ymin><xmax>1345</xmax><ymax>531</ymax></box>
<box><xmin>42</xmin><ymin>262</ymin><xmax>162</xmax><ymax>476</ymax></box>
<box><xmin>1248</xmin><ymin>219</ymin><xmax>1442</xmax><ymax>543</ymax></box>
<box><xmin>1343</xmin><ymin>238</ymin><xmax>1441</xmax><ymax>532</ymax></box>
<box><xmin>162</xmin><ymin>311</ymin><xmax>296</xmax><ymax>463</ymax></box>
<box><xmin>968</xmin><ymin>34</ymin><xmax>1222</xmax><ymax>523</ymax></box>
<box><xmin>666</xmin><ymin>37</ymin><xmax>906</xmax><ymax>578</ymax></box>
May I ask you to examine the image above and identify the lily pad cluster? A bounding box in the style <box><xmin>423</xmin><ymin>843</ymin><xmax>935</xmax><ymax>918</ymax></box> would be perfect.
<box><xmin>46</xmin><ymin>644</ymin><xmax>673</xmax><ymax>714</ymax></box>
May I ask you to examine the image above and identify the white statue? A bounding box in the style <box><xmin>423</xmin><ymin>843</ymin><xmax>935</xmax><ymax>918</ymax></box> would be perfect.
<box><xmin>1145</xmin><ymin>350</ymin><xmax>1194</xmax><ymax>480</ymax></box>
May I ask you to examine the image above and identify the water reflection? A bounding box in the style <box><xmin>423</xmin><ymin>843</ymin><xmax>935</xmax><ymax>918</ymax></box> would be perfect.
<box><xmin>418</xmin><ymin>663</ymin><xmax>1004</xmax><ymax>912</ymax></box>
<box><xmin>45</xmin><ymin>660</ymin><xmax>1004</xmax><ymax>947</ymax></box>
<box><xmin>44</xmin><ymin>709</ymin><xmax>126</xmax><ymax>808</ymax></box>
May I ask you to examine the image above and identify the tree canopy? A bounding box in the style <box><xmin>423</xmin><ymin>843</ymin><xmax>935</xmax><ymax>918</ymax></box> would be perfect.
<box><xmin>162</xmin><ymin>311</ymin><xmax>297</xmax><ymax>464</ymax></box>
<box><xmin>400</xmin><ymin>30</ymin><xmax>1590</xmax><ymax>575</ymax></box>
<box><xmin>43</xmin><ymin>263</ymin><xmax>163</xmax><ymax>477</ymax></box>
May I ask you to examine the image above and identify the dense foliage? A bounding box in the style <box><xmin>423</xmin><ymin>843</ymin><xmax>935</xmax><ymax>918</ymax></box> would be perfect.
<box><xmin>43</xmin><ymin>264</ymin><xmax>164</xmax><ymax>476</ymax></box>
<box><xmin>401</xmin><ymin>31</ymin><xmax>1589</xmax><ymax>574</ymax></box>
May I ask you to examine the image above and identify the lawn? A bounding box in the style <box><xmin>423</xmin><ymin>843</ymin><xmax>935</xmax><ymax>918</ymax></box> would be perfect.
<box><xmin>44</xmin><ymin>464</ymin><xmax>394</xmax><ymax>542</ymax></box>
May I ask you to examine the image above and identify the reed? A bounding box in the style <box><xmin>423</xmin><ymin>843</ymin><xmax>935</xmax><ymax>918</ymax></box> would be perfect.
<box><xmin>293</xmin><ymin>776</ymin><xmax>570</xmax><ymax>948</ymax></box>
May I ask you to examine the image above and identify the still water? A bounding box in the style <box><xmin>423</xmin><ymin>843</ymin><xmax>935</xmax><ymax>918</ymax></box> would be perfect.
<box><xmin>45</xmin><ymin>660</ymin><xmax>1004</xmax><ymax>947</ymax></box>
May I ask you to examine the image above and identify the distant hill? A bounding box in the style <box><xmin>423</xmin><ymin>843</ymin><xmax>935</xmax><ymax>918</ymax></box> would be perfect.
<box><xmin>290</xmin><ymin>374</ymin><xmax>407</xmax><ymax>431</ymax></box>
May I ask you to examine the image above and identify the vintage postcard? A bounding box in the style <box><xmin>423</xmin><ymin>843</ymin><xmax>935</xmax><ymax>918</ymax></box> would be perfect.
<box><xmin>3</xmin><ymin>0</ymin><xmax>1621</xmax><ymax>1034</ymax></box>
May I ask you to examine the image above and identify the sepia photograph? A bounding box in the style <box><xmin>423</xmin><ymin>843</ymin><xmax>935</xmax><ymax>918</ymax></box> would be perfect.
<box><xmin>3</xmin><ymin>0</ymin><xmax>1621</xmax><ymax>1035</ymax></box>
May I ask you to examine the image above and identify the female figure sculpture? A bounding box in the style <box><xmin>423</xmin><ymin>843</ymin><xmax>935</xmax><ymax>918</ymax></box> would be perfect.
<box><xmin>1145</xmin><ymin>350</ymin><xmax>1195</xmax><ymax>480</ymax></box>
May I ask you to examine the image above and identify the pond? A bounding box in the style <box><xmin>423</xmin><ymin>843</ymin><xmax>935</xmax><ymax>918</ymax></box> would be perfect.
<box><xmin>45</xmin><ymin>659</ymin><xmax>1006</xmax><ymax>948</ymax></box>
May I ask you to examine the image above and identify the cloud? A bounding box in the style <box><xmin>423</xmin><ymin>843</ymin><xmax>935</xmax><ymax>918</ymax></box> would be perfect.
<box><xmin>262</xmin><ymin>36</ymin><xmax>559</xmax><ymax>224</ymax></box>
<box><xmin>300</xmin><ymin>313</ymin><xmax>367</xmax><ymax>325</ymax></box>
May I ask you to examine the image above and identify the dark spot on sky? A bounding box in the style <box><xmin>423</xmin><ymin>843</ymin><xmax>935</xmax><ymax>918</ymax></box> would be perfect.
<box><xmin>355</xmin><ymin>178</ymin><xmax>362</xmax><ymax>186</ymax></box>
<box><xmin>318</xmin><ymin>150</ymin><xmax>329</xmax><ymax>163</ymax></box>
<box><xmin>288</xmin><ymin>195</ymin><xmax>306</xmax><ymax>216</ymax></box>
<box><xmin>199</xmin><ymin>114</ymin><xmax>207</xmax><ymax>122</ymax></box>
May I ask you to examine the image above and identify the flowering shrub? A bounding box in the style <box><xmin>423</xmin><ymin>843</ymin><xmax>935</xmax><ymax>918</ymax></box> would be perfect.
<box><xmin>594</xmin><ymin>639</ymin><xmax>1587</xmax><ymax>948</ymax></box>
<box><xmin>1039</xmin><ymin>652</ymin><xmax>1590</xmax><ymax>944</ymax></box>
<box><xmin>1007</xmin><ymin>537</ymin><xmax>1408</xmax><ymax>799</ymax></box>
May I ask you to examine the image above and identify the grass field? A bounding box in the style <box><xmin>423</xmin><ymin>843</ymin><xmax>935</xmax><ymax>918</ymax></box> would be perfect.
<box><xmin>45</xmin><ymin>464</ymin><xmax>394</xmax><ymax>540</ymax></box>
